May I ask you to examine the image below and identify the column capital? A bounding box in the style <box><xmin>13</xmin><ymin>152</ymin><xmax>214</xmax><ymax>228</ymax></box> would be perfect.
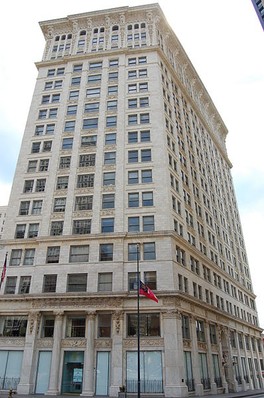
<box><xmin>54</xmin><ymin>310</ymin><xmax>64</xmax><ymax>319</ymax></box>
<box><xmin>162</xmin><ymin>309</ymin><xmax>181</xmax><ymax>319</ymax></box>
<box><xmin>86</xmin><ymin>311</ymin><xmax>96</xmax><ymax>320</ymax></box>
<box><xmin>28</xmin><ymin>311</ymin><xmax>41</xmax><ymax>334</ymax></box>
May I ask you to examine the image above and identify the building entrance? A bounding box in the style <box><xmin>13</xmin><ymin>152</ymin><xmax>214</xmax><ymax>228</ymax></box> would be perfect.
<box><xmin>61</xmin><ymin>351</ymin><xmax>84</xmax><ymax>394</ymax></box>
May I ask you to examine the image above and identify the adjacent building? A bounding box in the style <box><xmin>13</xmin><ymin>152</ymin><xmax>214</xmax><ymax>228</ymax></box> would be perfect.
<box><xmin>251</xmin><ymin>0</ymin><xmax>264</xmax><ymax>30</ymax></box>
<box><xmin>0</xmin><ymin>207</ymin><xmax>7</xmax><ymax>240</ymax></box>
<box><xmin>0</xmin><ymin>4</ymin><xmax>263</xmax><ymax>397</ymax></box>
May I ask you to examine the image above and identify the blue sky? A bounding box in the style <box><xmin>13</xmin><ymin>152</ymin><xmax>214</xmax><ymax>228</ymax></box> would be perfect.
<box><xmin>0</xmin><ymin>0</ymin><xmax>264</xmax><ymax>326</ymax></box>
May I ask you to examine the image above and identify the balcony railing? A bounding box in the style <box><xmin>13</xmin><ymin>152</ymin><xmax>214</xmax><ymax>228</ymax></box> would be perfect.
<box><xmin>185</xmin><ymin>378</ymin><xmax>195</xmax><ymax>391</ymax></box>
<box><xmin>125</xmin><ymin>379</ymin><xmax>163</xmax><ymax>393</ymax></box>
<box><xmin>0</xmin><ymin>377</ymin><xmax>20</xmax><ymax>390</ymax></box>
<box><xmin>201</xmin><ymin>377</ymin><xmax>211</xmax><ymax>390</ymax></box>
<box><xmin>214</xmin><ymin>377</ymin><xmax>223</xmax><ymax>388</ymax></box>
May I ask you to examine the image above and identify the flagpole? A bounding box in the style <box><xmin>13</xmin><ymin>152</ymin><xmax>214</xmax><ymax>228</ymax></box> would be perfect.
<box><xmin>136</xmin><ymin>243</ymin><xmax>141</xmax><ymax>398</ymax></box>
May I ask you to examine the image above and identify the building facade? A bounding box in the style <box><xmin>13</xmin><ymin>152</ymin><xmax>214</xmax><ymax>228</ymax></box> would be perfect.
<box><xmin>0</xmin><ymin>4</ymin><xmax>263</xmax><ymax>397</ymax></box>
<box><xmin>251</xmin><ymin>0</ymin><xmax>264</xmax><ymax>30</ymax></box>
<box><xmin>0</xmin><ymin>206</ymin><xmax>7</xmax><ymax>240</ymax></box>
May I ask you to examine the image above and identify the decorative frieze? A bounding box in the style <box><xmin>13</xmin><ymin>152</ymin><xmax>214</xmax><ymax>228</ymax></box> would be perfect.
<box><xmin>61</xmin><ymin>338</ymin><xmax>87</xmax><ymax>348</ymax></box>
<box><xmin>94</xmin><ymin>339</ymin><xmax>112</xmax><ymax>349</ymax></box>
<box><xmin>124</xmin><ymin>338</ymin><xmax>164</xmax><ymax>348</ymax></box>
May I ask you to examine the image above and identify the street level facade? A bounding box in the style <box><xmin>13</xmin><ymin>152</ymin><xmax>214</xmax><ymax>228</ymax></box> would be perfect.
<box><xmin>0</xmin><ymin>4</ymin><xmax>263</xmax><ymax>397</ymax></box>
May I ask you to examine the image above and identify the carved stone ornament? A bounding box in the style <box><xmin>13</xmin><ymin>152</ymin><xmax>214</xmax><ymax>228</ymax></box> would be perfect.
<box><xmin>29</xmin><ymin>311</ymin><xmax>41</xmax><ymax>334</ymax></box>
<box><xmin>95</xmin><ymin>339</ymin><xmax>112</xmax><ymax>349</ymax></box>
<box><xmin>183</xmin><ymin>339</ymin><xmax>192</xmax><ymax>349</ymax></box>
<box><xmin>124</xmin><ymin>338</ymin><xmax>164</xmax><ymax>348</ymax></box>
<box><xmin>197</xmin><ymin>342</ymin><xmax>207</xmax><ymax>351</ymax></box>
<box><xmin>86</xmin><ymin>311</ymin><xmax>96</xmax><ymax>320</ymax></box>
<box><xmin>32</xmin><ymin>297</ymin><xmax>123</xmax><ymax>309</ymax></box>
<box><xmin>61</xmin><ymin>338</ymin><xmax>87</xmax><ymax>348</ymax></box>
<box><xmin>0</xmin><ymin>337</ymin><xmax>25</xmax><ymax>347</ymax></box>
<box><xmin>36</xmin><ymin>338</ymin><xmax>53</xmax><ymax>348</ymax></box>
<box><xmin>87</xmin><ymin>18</ymin><xmax>93</xmax><ymax>30</ymax></box>
<box><xmin>162</xmin><ymin>309</ymin><xmax>181</xmax><ymax>319</ymax></box>
<box><xmin>113</xmin><ymin>311</ymin><xmax>124</xmax><ymax>334</ymax></box>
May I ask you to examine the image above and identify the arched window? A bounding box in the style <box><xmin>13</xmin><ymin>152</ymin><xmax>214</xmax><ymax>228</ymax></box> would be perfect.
<box><xmin>61</xmin><ymin>35</ymin><xmax>66</xmax><ymax>40</ymax></box>
<box><xmin>55</xmin><ymin>36</ymin><xmax>60</xmax><ymax>41</ymax></box>
<box><xmin>127</xmin><ymin>25</ymin><xmax>132</xmax><ymax>31</ymax></box>
<box><xmin>141</xmin><ymin>23</ymin><xmax>146</xmax><ymax>29</ymax></box>
<box><xmin>93</xmin><ymin>28</ymin><xmax>98</xmax><ymax>34</ymax></box>
<box><xmin>100</xmin><ymin>27</ymin><xmax>105</xmax><ymax>33</ymax></box>
<box><xmin>67</xmin><ymin>34</ymin><xmax>72</xmax><ymax>40</ymax></box>
<box><xmin>112</xmin><ymin>25</ymin><xmax>119</xmax><ymax>31</ymax></box>
<box><xmin>80</xmin><ymin>30</ymin><xmax>86</xmax><ymax>36</ymax></box>
<box><xmin>134</xmin><ymin>23</ymin><xmax>139</xmax><ymax>29</ymax></box>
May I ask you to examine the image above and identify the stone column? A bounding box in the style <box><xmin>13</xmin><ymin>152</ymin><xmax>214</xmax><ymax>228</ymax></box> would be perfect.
<box><xmin>249</xmin><ymin>337</ymin><xmax>259</xmax><ymax>389</ymax></box>
<box><xmin>242</xmin><ymin>335</ymin><xmax>254</xmax><ymax>390</ymax></box>
<box><xmin>81</xmin><ymin>311</ymin><xmax>96</xmax><ymax>396</ymax></box>
<box><xmin>255</xmin><ymin>339</ymin><xmax>264</xmax><ymax>388</ymax></box>
<box><xmin>163</xmin><ymin>309</ymin><xmax>188</xmax><ymax>397</ymax></box>
<box><xmin>217</xmin><ymin>326</ymin><xmax>228</xmax><ymax>393</ymax></box>
<box><xmin>190</xmin><ymin>316</ymin><xmax>203</xmax><ymax>395</ymax></box>
<box><xmin>109</xmin><ymin>311</ymin><xmax>124</xmax><ymax>397</ymax></box>
<box><xmin>204</xmin><ymin>322</ymin><xmax>217</xmax><ymax>394</ymax></box>
<box><xmin>235</xmin><ymin>332</ymin><xmax>247</xmax><ymax>390</ymax></box>
<box><xmin>17</xmin><ymin>311</ymin><xmax>41</xmax><ymax>394</ymax></box>
<box><xmin>46</xmin><ymin>311</ymin><xmax>64</xmax><ymax>395</ymax></box>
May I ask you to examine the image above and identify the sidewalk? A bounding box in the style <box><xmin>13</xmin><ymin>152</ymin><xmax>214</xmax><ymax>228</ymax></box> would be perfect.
<box><xmin>1</xmin><ymin>391</ymin><xmax>264</xmax><ymax>398</ymax></box>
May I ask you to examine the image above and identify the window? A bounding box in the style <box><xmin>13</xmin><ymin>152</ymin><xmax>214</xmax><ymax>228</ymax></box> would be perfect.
<box><xmin>128</xmin><ymin>272</ymin><xmax>137</xmax><ymax>292</ymax></box>
<box><xmin>69</xmin><ymin>245</ymin><xmax>89</xmax><ymax>263</ymax></box>
<box><xmin>128</xmin><ymin>216</ymin><xmax>139</xmax><ymax>232</ymax></box>
<box><xmin>128</xmin><ymin>131</ymin><xmax>138</xmax><ymax>142</ymax></box>
<box><xmin>81</xmin><ymin>135</ymin><xmax>97</xmax><ymax>147</ymax></box>
<box><xmin>77</xmin><ymin>174</ymin><xmax>94</xmax><ymax>188</ymax></box>
<box><xmin>84</xmin><ymin>102</ymin><xmax>99</xmax><ymax>113</ymax></box>
<box><xmin>109</xmin><ymin>59</ymin><xmax>119</xmax><ymax>67</ymax></box>
<box><xmin>140</xmin><ymin>113</ymin><xmax>150</xmax><ymax>124</ymax></box>
<box><xmin>19</xmin><ymin>201</ymin><xmax>30</xmax><ymax>215</ymax></box>
<box><xmin>67</xmin><ymin>105</ymin><xmax>77</xmax><ymax>115</ymax></box>
<box><xmin>15</xmin><ymin>224</ymin><xmax>26</xmax><ymax>239</ymax></box>
<box><xmin>106</xmin><ymin>116</ymin><xmax>117</xmax><ymax>127</ymax></box>
<box><xmin>128</xmin><ymin>244</ymin><xmax>138</xmax><ymax>261</ymax></box>
<box><xmin>61</xmin><ymin>138</ymin><xmax>73</xmax><ymax>150</ymax></box>
<box><xmin>71</xmin><ymin>76</ymin><xmax>81</xmax><ymax>85</ymax></box>
<box><xmin>42</xmin><ymin>316</ymin><xmax>55</xmax><ymax>337</ymax></box>
<box><xmin>128</xmin><ymin>150</ymin><xmax>138</xmax><ymax>163</ymax></box>
<box><xmin>107</xmin><ymin>100</ymin><xmax>118</xmax><ymax>111</ymax></box>
<box><xmin>0</xmin><ymin>316</ymin><xmax>27</xmax><ymax>336</ymax></box>
<box><xmin>104</xmin><ymin>152</ymin><xmax>116</xmax><ymax>165</ymax></box>
<box><xmin>75</xmin><ymin>195</ymin><xmax>93</xmax><ymax>211</ymax></box>
<box><xmin>143</xmin><ymin>242</ymin><xmax>156</xmax><ymax>260</ymax></box>
<box><xmin>28</xmin><ymin>223</ymin><xmax>39</xmax><ymax>238</ymax></box>
<box><xmin>64</xmin><ymin>121</ymin><xmax>75</xmax><ymax>132</ymax></box>
<box><xmin>105</xmin><ymin>133</ymin><xmax>116</xmax><ymax>145</ymax></box>
<box><xmin>4</xmin><ymin>277</ymin><xmax>17</xmax><ymax>294</ymax></box>
<box><xmin>66</xmin><ymin>317</ymin><xmax>86</xmax><ymax>337</ymax></box>
<box><xmin>128</xmin><ymin>193</ymin><xmax>139</xmax><ymax>207</ymax></box>
<box><xmin>79</xmin><ymin>154</ymin><xmax>96</xmax><ymax>167</ymax></box>
<box><xmin>89</xmin><ymin>61</ymin><xmax>102</xmax><ymax>70</ymax></box>
<box><xmin>39</xmin><ymin>159</ymin><xmax>49</xmax><ymax>171</ymax></box>
<box><xmin>144</xmin><ymin>271</ymin><xmax>156</xmax><ymax>290</ymax></box>
<box><xmin>128</xmin><ymin>170</ymin><xmax>139</xmax><ymax>184</ymax></box>
<box><xmin>50</xmin><ymin>221</ymin><xmax>64</xmax><ymax>236</ymax></box>
<box><xmin>46</xmin><ymin>246</ymin><xmax>60</xmax><ymax>263</ymax></box>
<box><xmin>32</xmin><ymin>200</ymin><xmax>43</xmax><ymax>214</ymax></box>
<box><xmin>35</xmin><ymin>179</ymin><xmax>46</xmax><ymax>192</ymax></box>
<box><xmin>142</xmin><ymin>191</ymin><xmax>153</xmax><ymax>206</ymax></box>
<box><xmin>18</xmin><ymin>276</ymin><xmax>31</xmax><ymax>294</ymax></box>
<box><xmin>143</xmin><ymin>215</ymin><xmax>154</xmax><ymax>231</ymax></box>
<box><xmin>102</xmin><ymin>194</ymin><xmax>115</xmax><ymax>209</ymax></box>
<box><xmin>10</xmin><ymin>250</ymin><xmax>22</xmax><ymax>266</ymax></box>
<box><xmin>39</xmin><ymin>109</ymin><xmax>47</xmax><ymax>119</ymax></box>
<box><xmin>43</xmin><ymin>141</ymin><xmax>52</xmax><ymax>152</ymax></box>
<box><xmin>98</xmin><ymin>273</ymin><xmax>112</xmax><ymax>292</ymax></box>
<box><xmin>23</xmin><ymin>249</ymin><xmax>35</xmax><ymax>265</ymax></box>
<box><xmin>103</xmin><ymin>172</ymin><xmax>115</xmax><ymax>186</ymax></box>
<box><xmin>59</xmin><ymin>156</ymin><xmax>71</xmax><ymax>169</ymax></box>
<box><xmin>67</xmin><ymin>274</ymin><xmax>87</xmax><ymax>292</ymax></box>
<box><xmin>86</xmin><ymin>87</ymin><xmax>101</xmax><ymax>97</ymax></box>
<box><xmin>141</xmin><ymin>149</ymin><xmax>151</xmax><ymax>162</ymax></box>
<box><xmin>27</xmin><ymin>160</ymin><xmax>37</xmax><ymax>172</ymax></box>
<box><xmin>139</xmin><ymin>98</ymin><xmax>149</xmax><ymax>108</ymax></box>
<box><xmin>73</xmin><ymin>64</ymin><xmax>83</xmax><ymax>72</ymax></box>
<box><xmin>57</xmin><ymin>176</ymin><xmax>69</xmax><ymax>190</ymax></box>
<box><xmin>108</xmin><ymin>85</ymin><xmax>118</xmax><ymax>95</ymax></box>
<box><xmin>196</xmin><ymin>319</ymin><xmax>205</xmax><ymax>342</ymax></box>
<box><xmin>69</xmin><ymin>90</ymin><xmax>79</xmax><ymax>100</ymax></box>
<box><xmin>127</xmin><ymin>313</ymin><xmax>160</xmax><ymax>337</ymax></box>
<box><xmin>128</xmin><ymin>114</ymin><xmax>137</xmax><ymax>125</ymax></box>
<box><xmin>210</xmin><ymin>324</ymin><xmax>217</xmax><ymax>344</ymax></box>
<box><xmin>101</xmin><ymin>218</ymin><xmax>114</xmax><ymax>233</ymax></box>
<box><xmin>73</xmin><ymin>219</ymin><xmax>91</xmax><ymax>235</ymax></box>
<box><xmin>49</xmin><ymin>108</ymin><xmax>58</xmax><ymax>118</ymax></box>
<box><xmin>98</xmin><ymin>314</ymin><xmax>111</xmax><ymax>337</ymax></box>
<box><xmin>31</xmin><ymin>142</ymin><xmax>41</xmax><ymax>153</ymax></box>
<box><xmin>83</xmin><ymin>118</ymin><xmax>98</xmax><ymax>130</ymax></box>
<box><xmin>182</xmin><ymin>315</ymin><xmax>190</xmax><ymax>339</ymax></box>
<box><xmin>87</xmin><ymin>74</ymin><xmax>102</xmax><ymax>83</ymax></box>
<box><xmin>100</xmin><ymin>244</ymin><xmax>113</xmax><ymax>261</ymax></box>
<box><xmin>23</xmin><ymin>180</ymin><xmax>34</xmax><ymax>193</ymax></box>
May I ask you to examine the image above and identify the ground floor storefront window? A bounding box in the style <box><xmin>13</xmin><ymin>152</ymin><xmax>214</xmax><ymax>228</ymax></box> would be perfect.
<box><xmin>61</xmin><ymin>351</ymin><xmax>84</xmax><ymax>394</ymax></box>
<box><xmin>0</xmin><ymin>350</ymin><xmax>23</xmax><ymax>390</ymax></box>
<box><xmin>126</xmin><ymin>351</ymin><xmax>163</xmax><ymax>393</ymax></box>
<box><xmin>35</xmin><ymin>351</ymin><xmax>52</xmax><ymax>393</ymax></box>
<box><xmin>95</xmin><ymin>351</ymin><xmax>110</xmax><ymax>395</ymax></box>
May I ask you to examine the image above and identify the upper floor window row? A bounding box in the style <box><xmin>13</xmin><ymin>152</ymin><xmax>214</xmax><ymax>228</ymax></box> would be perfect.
<box><xmin>127</xmin><ymin>23</ymin><xmax>146</xmax><ymax>31</ymax></box>
<box><xmin>44</xmin><ymin>80</ymin><xmax>63</xmax><ymax>90</ymax></box>
<box><xmin>47</xmin><ymin>67</ymin><xmax>65</xmax><ymax>77</ymax></box>
<box><xmin>128</xmin><ymin>56</ymin><xmax>147</xmax><ymax>66</ymax></box>
<box><xmin>55</xmin><ymin>34</ymin><xmax>72</xmax><ymax>41</ymax></box>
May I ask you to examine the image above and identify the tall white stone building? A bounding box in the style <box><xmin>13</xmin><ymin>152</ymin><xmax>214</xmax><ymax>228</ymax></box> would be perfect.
<box><xmin>0</xmin><ymin>4</ymin><xmax>263</xmax><ymax>397</ymax></box>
